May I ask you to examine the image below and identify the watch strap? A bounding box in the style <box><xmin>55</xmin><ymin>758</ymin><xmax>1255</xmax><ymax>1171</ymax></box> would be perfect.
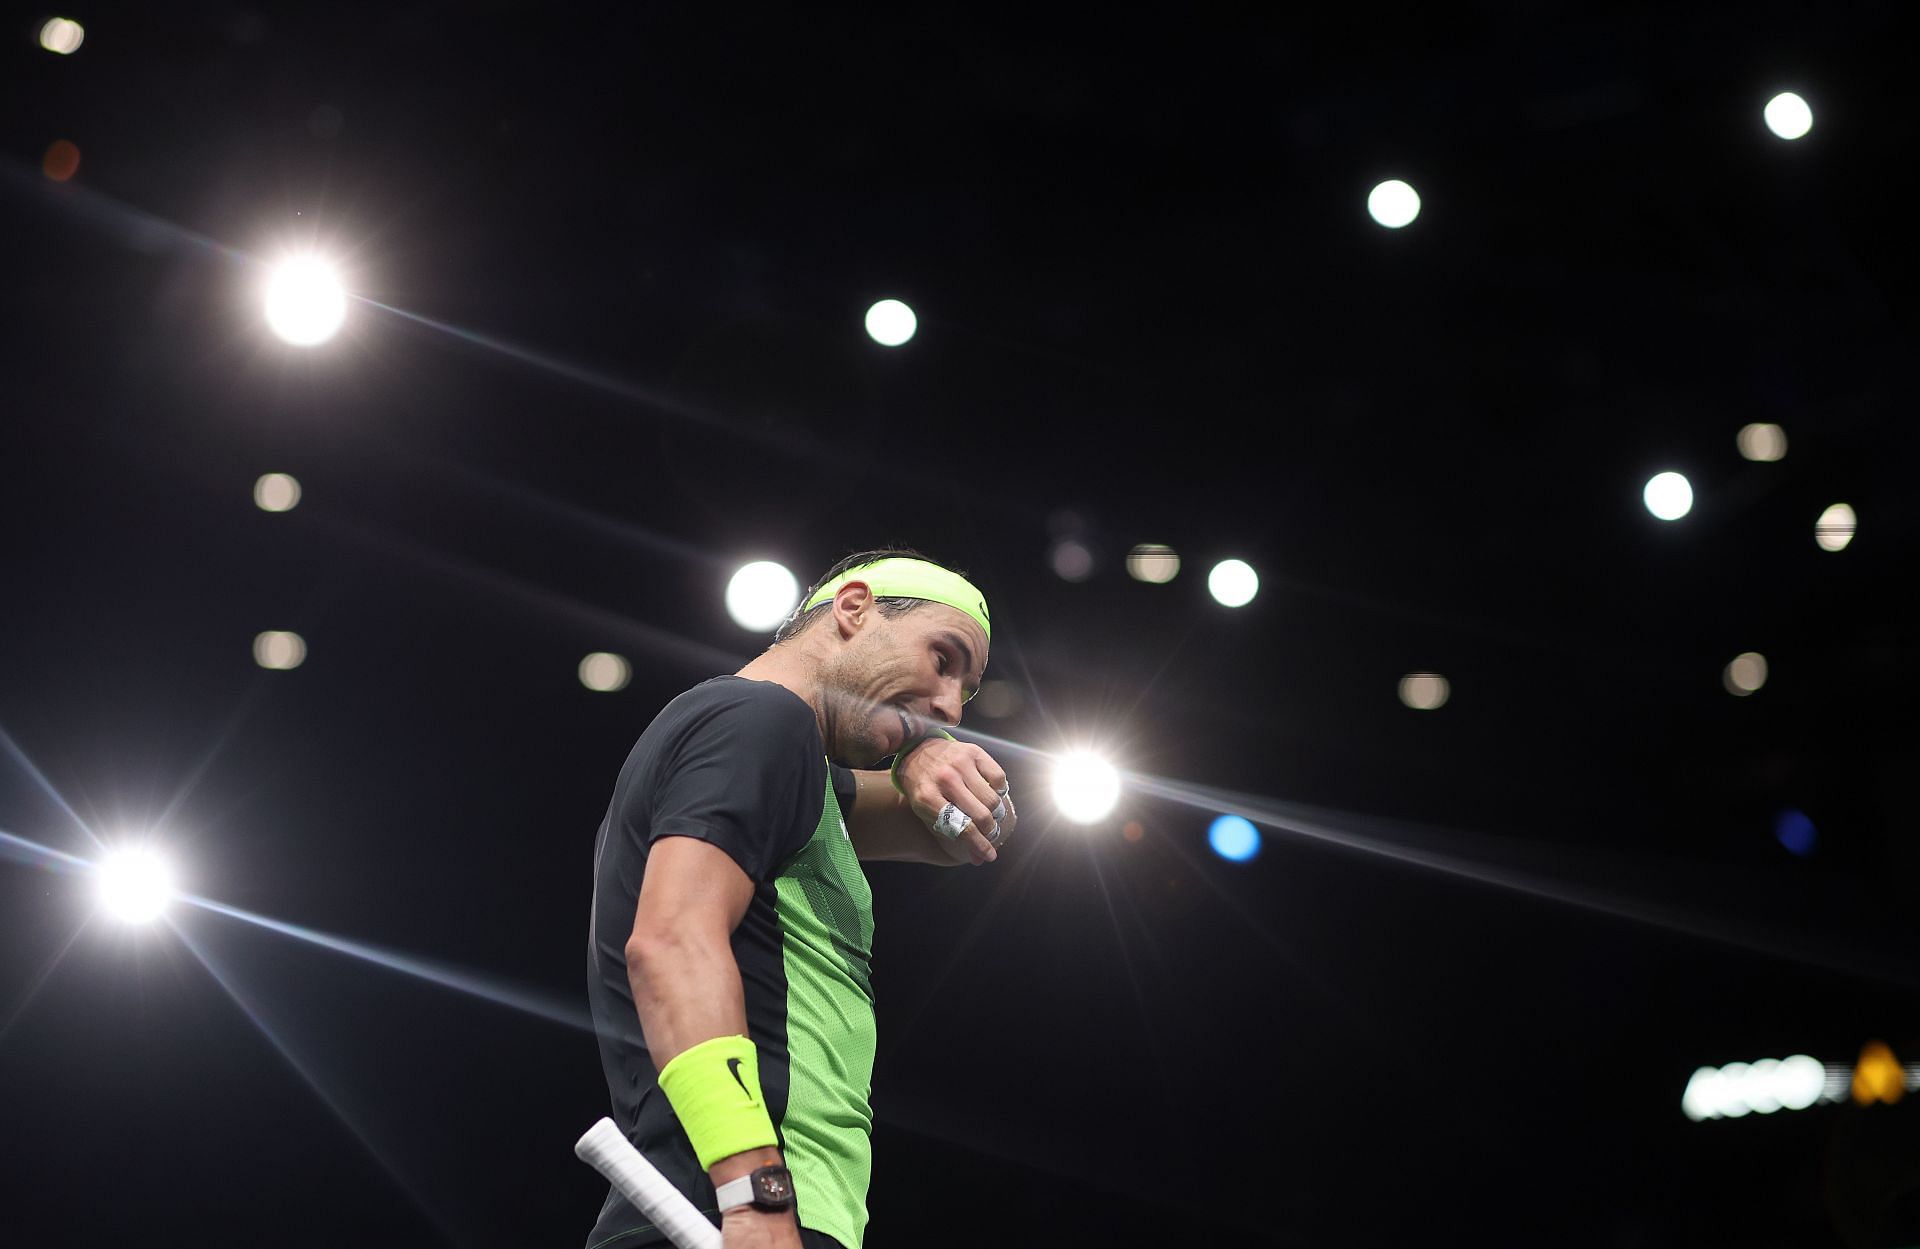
<box><xmin>714</xmin><ymin>1173</ymin><xmax>755</xmax><ymax>1213</ymax></box>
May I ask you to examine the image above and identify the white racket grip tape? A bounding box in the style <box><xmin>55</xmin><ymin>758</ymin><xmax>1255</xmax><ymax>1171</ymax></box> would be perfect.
<box><xmin>575</xmin><ymin>1117</ymin><xmax>723</xmax><ymax>1249</ymax></box>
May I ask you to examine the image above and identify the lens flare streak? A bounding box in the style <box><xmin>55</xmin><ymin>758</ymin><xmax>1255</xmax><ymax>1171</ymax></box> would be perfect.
<box><xmin>0</xmin><ymin>828</ymin><xmax>93</xmax><ymax>873</ymax></box>
<box><xmin>947</xmin><ymin>727</ymin><xmax>1920</xmax><ymax>988</ymax></box>
<box><xmin>181</xmin><ymin>893</ymin><xmax>593</xmax><ymax>1032</ymax></box>
<box><xmin>0</xmin><ymin>725</ymin><xmax>105</xmax><ymax>854</ymax></box>
<box><xmin>171</xmin><ymin>923</ymin><xmax>460</xmax><ymax>1243</ymax></box>
<box><xmin>0</xmin><ymin>917</ymin><xmax>91</xmax><ymax>1046</ymax></box>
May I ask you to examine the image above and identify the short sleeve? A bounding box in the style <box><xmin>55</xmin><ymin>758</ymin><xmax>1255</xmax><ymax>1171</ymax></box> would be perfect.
<box><xmin>642</xmin><ymin>690</ymin><xmax>824</xmax><ymax>882</ymax></box>
<box><xmin>829</xmin><ymin>763</ymin><xmax>858</xmax><ymax>815</ymax></box>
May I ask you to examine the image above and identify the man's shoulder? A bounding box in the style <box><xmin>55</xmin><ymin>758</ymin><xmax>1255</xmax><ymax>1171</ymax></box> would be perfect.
<box><xmin>648</xmin><ymin>676</ymin><xmax>819</xmax><ymax>756</ymax></box>
<box><xmin>667</xmin><ymin>675</ymin><xmax>810</xmax><ymax>722</ymax></box>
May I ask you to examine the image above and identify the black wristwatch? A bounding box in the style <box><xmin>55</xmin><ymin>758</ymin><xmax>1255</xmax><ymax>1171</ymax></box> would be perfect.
<box><xmin>715</xmin><ymin>1164</ymin><xmax>795</xmax><ymax>1214</ymax></box>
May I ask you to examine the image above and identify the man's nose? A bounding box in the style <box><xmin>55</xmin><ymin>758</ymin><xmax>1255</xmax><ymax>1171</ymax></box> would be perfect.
<box><xmin>930</xmin><ymin>687</ymin><xmax>962</xmax><ymax>728</ymax></box>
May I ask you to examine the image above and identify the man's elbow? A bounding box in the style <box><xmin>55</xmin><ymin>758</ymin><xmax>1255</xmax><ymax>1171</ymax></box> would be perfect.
<box><xmin>624</xmin><ymin>926</ymin><xmax>676</xmax><ymax>979</ymax></box>
<box><xmin>625</xmin><ymin>917</ymin><xmax>723</xmax><ymax>979</ymax></box>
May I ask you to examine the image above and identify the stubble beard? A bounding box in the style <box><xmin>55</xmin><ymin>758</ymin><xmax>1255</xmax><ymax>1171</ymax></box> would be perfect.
<box><xmin>817</xmin><ymin>652</ymin><xmax>894</xmax><ymax>769</ymax></box>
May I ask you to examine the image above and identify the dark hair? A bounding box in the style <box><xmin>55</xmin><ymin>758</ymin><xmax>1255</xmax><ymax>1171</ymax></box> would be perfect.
<box><xmin>773</xmin><ymin>546</ymin><xmax>970</xmax><ymax>643</ymax></box>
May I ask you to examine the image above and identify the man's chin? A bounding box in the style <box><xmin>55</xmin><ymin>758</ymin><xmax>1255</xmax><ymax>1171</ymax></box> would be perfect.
<box><xmin>828</xmin><ymin>741</ymin><xmax>891</xmax><ymax>770</ymax></box>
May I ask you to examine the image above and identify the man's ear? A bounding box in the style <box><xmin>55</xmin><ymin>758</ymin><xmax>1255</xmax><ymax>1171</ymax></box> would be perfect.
<box><xmin>833</xmin><ymin>581</ymin><xmax>874</xmax><ymax>638</ymax></box>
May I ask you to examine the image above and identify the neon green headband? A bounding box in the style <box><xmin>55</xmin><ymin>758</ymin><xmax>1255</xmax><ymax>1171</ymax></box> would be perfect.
<box><xmin>802</xmin><ymin>557</ymin><xmax>992</xmax><ymax>641</ymax></box>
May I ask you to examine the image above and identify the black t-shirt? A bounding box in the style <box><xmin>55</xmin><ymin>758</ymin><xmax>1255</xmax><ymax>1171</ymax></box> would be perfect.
<box><xmin>585</xmin><ymin>675</ymin><xmax>872</xmax><ymax>1249</ymax></box>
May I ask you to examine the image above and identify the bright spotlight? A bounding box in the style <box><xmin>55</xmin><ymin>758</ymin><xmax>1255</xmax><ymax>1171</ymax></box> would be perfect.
<box><xmin>1815</xmin><ymin>503</ymin><xmax>1856</xmax><ymax>552</ymax></box>
<box><xmin>1736</xmin><ymin>423</ymin><xmax>1787</xmax><ymax>462</ymax></box>
<box><xmin>264</xmin><ymin>257</ymin><xmax>348</xmax><ymax>346</ymax></box>
<box><xmin>1126</xmin><ymin>544</ymin><xmax>1181</xmax><ymax>584</ymax></box>
<box><xmin>1051</xmin><ymin>752</ymin><xmax>1121</xmax><ymax>825</ymax></box>
<box><xmin>864</xmin><ymin>299</ymin><xmax>918</xmax><ymax>347</ymax></box>
<box><xmin>579</xmin><ymin>652</ymin><xmax>631</xmax><ymax>692</ymax></box>
<box><xmin>1207</xmin><ymin>559</ymin><xmax>1259</xmax><ymax>608</ymax></box>
<box><xmin>1723</xmin><ymin>652</ymin><xmax>1767</xmax><ymax>695</ymax></box>
<box><xmin>1367</xmin><ymin>179</ymin><xmax>1421</xmax><ymax>229</ymax></box>
<box><xmin>39</xmin><ymin>18</ymin><xmax>85</xmax><ymax>55</ymax></box>
<box><xmin>725</xmin><ymin>560</ymin><xmax>800</xmax><ymax>632</ymax></box>
<box><xmin>253</xmin><ymin>630</ymin><xmax>307</xmax><ymax>670</ymax></box>
<box><xmin>1398</xmin><ymin>672</ymin><xmax>1450</xmax><ymax>710</ymax></box>
<box><xmin>96</xmin><ymin>847</ymin><xmax>174</xmax><ymax>923</ymax></box>
<box><xmin>1764</xmin><ymin>92</ymin><xmax>1813</xmax><ymax>141</ymax></box>
<box><xmin>1643</xmin><ymin>471</ymin><xmax>1693</xmax><ymax>521</ymax></box>
<box><xmin>253</xmin><ymin>472</ymin><xmax>302</xmax><ymax>512</ymax></box>
<box><xmin>1207</xmin><ymin>815</ymin><xmax>1261</xmax><ymax>862</ymax></box>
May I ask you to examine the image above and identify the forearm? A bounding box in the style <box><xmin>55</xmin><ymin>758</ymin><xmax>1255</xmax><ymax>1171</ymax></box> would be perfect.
<box><xmin>626</xmin><ymin>934</ymin><xmax>786</xmax><ymax>1186</ymax></box>
<box><xmin>626</xmin><ymin>929</ymin><xmax>750</xmax><ymax>1070</ymax></box>
<box><xmin>845</xmin><ymin>768</ymin><xmax>957</xmax><ymax>865</ymax></box>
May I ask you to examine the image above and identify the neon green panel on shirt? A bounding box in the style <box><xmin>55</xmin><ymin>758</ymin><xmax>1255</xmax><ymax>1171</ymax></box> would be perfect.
<box><xmin>773</xmin><ymin>766</ymin><xmax>877</xmax><ymax>1249</ymax></box>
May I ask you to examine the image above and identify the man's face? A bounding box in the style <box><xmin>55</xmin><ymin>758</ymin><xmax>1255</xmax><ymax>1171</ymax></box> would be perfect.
<box><xmin>816</xmin><ymin>602</ymin><xmax>989</xmax><ymax>768</ymax></box>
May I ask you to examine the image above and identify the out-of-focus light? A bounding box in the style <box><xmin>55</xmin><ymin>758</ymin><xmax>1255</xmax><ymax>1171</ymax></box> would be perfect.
<box><xmin>1207</xmin><ymin>814</ymin><xmax>1261</xmax><ymax>862</ymax></box>
<box><xmin>1764</xmin><ymin>92</ymin><xmax>1813</xmax><ymax>141</ymax></box>
<box><xmin>1126</xmin><ymin>544</ymin><xmax>1181</xmax><ymax>584</ymax></box>
<box><xmin>972</xmin><ymin>679</ymin><xmax>1022</xmax><ymax>720</ymax></box>
<box><xmin>1050</xmin><ymin>539</ymin><xmax>1093</xmax><ymax>582</ymax></box>
<box><xmin>1682</xmin><ymin>1053</ymin><xmax>1831</xmax><ymax>1121</ymax></box>
<box><xmin>1398</xmin><ymin>672</ymin><xmax>1450</xmax><ymax>710</ymax></box>
<box><xmin>864</xmin><ymin>299</ymin><xmax>917</xmax><ymax>347</ymax></box>
<box><xmin>579</xmin><ymin>652</ymin><xmax>630</xmax><ymax>693</ymax></box>
<box><xmin>1723</xmin><ymin>652</ymin><xmax>1767</xmax><ymax>696</ymax></box>
<box><xmin>253</xmin><ymin>472</ymin><xmax>301</xmax><ymax>512</ymax></box>
<box><xmin>39</xmin><ymin>17</ymin><xmax>85</xmax><ymax>54</ymax></box>
<box><xmin>1736</xmin><ymin>423</ymin><xmax>1787</xmax><ymax>462</ymax></box>
<box><xmin>1051</xmin><ymin>752</ymin><xmax>1121</xmax><ymax>825</ymax></box>
<box><xmin>1121</xmin><ymin>820</ymin><xmax>1145</xmax><ymax>843</ymax></box>
<box><xmin>96</xmin><ymin>847</ymin><xmax>174</xmax><ymax>923</ymax></box>
<box><xmin>1777</xmin><ymin>1055</ymin><xmax>1826</xmax><ymax>1109</ymax></box>
<box><xmin>264</xmin><ymin>257</ymin><xmax>348</xmax><ymax>346</ymax></box>
<box><xmin>253</xmin><ymin>630</ymin><xmax>307</xmax><ymax>670</ymax></box>
<box><xmin>1717</xmin><ymin>1063</ymin><xmax>1753</xmax><ymax>1116</ymax></box>
<box><xmin>1853</xmin><ymin>1041</ymin><xmax>1905</xmax><ymax>1106</ymax></box>
<box><xmin>1775</xmin><ymin>808</ymin><xmax>1817</xmax><ymax>857</ymax></box>
<box><xmin>1745</xmin><ymin>1059</ymin><xmax>1784</xmax><ymax>1114</ymax></box>
<box><xmin>1681</xmin><ymin>1067</ymin><xmax>1723</xmax><ymax>1121</ymax></box>
<box><xmin>725</xmin><ymin>560</ymin><xmax>800</xmax><ymax>632</ymax></box>
<box><xmin>1367</xmin><ymin>179</ymin><xmax>1421</xmax><ymax>228</ymax></box>
<box><xmin>1815</xmin><ymin>502</ymin><xmax>1856</xmax><ymax>552</ymax></box>
<box><xmin>1643</xmin><ymin>471</ymin><xmax>1693</xmax><ymax>521</ymax></box>
<box><xmin>42</xmin><ymin>139</ymin><xmax>81</xmax><ymax>182</ymax></box>
<box><xmin>1207</xmin><ymin>559</ymin><xmax>1259</xmax><ymax>608</ymax></box>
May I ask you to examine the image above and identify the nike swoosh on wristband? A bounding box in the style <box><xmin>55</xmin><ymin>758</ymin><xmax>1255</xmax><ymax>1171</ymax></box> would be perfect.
<box><xmin>726</xmin><ymin>1056</ymin><xmax>752</xmax><ymax>1099</ymax></box>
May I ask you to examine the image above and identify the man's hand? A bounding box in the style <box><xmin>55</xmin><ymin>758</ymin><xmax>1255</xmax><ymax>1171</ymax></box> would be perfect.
<box><xmin>895</xmin><ymin>737</ymin><xmax>1016</xmax><ymax>866</ymax></box>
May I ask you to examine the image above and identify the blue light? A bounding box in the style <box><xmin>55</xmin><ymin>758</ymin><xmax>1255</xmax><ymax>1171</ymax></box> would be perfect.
<box><xmin>1207</xmin><ymin>815</ymin><xmax>1261</xmax><ymax>862</ymax></box>
<box><xmin>1775</xmin><ymin>809</ymin><xmax>1817</xmax><ymax>857</ymax></box>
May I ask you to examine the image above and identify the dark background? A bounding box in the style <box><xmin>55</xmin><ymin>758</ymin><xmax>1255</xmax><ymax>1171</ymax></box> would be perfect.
<box><xmin>3</xmin><ymin>3</ymin><xmax>1917</xmax><ymax>1246</ymax></box>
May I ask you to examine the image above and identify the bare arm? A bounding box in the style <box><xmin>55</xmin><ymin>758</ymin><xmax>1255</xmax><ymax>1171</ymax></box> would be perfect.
<box><xmin>624</xmin><ymin>837</ymin><xmax>790</xmax><ymax>1199</ymax></box>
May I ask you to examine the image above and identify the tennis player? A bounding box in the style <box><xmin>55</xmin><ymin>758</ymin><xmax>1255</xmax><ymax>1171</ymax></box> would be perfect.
<box><xmin>584</xmin><ymin>548</ymin><xmax>1016</xmax><ymax>1249</ymax></box>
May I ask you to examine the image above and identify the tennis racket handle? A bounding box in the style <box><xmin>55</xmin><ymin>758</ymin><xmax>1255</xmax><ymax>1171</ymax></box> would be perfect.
<box><xmin>575</xmin><ymin>1117</ymin><xmax>723</xmax><ymax>1249</ymax></box>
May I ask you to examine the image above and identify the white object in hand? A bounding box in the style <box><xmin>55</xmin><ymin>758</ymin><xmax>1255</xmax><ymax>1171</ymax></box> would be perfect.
<box><xmin>575</xmin><ymin>1118</ymin><xmax>722</xmax><ymax>1249</ymax></box>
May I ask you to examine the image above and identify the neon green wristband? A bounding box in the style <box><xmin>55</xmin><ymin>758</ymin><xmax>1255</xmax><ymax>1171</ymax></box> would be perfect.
<box><xmin>890</xmin><ymin>728</ymin><xmax>957</xmax><ymax>794</ymax></box>
<box><xmin>655</xmin><ymin>1034</ymin><xmax>778</xmax><ymax>1170</ymax></box>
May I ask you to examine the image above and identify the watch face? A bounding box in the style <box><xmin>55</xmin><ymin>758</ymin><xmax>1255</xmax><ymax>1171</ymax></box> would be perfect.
<box><xmin>753</xmin><ymin>1167</ymin><xmax>794</xmax><ymax>1205</ymax></box>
